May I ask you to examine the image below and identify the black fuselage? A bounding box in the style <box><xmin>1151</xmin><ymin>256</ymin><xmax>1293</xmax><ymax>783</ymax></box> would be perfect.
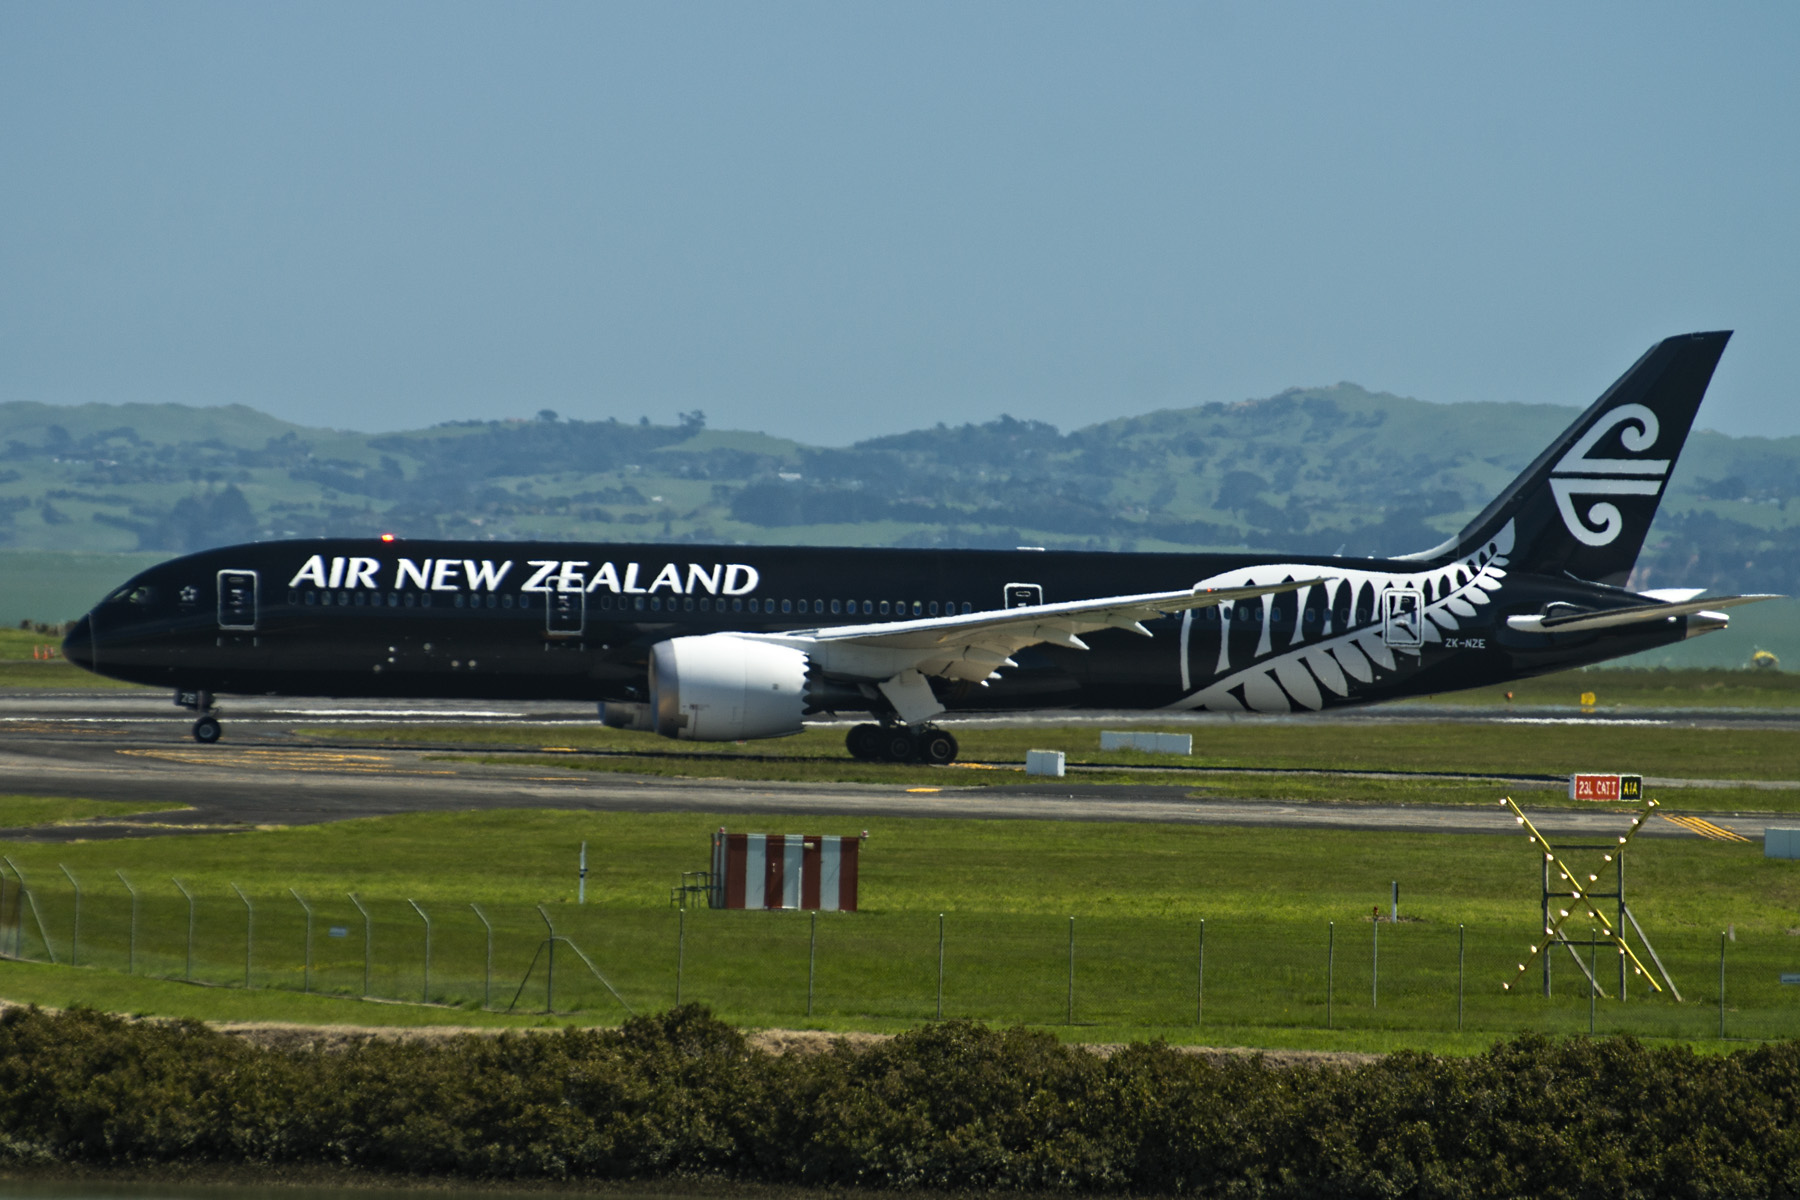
<box><xmin>64</xmin><ymin>536</ymin><xmax>1691</xmax><ymax>718</ymax></box>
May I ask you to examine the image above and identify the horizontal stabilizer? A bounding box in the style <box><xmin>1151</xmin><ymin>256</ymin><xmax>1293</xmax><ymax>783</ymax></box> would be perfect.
<box><xmin>1505</xmin><ymin>594</ymin><xmax>1778</xmax><ymax>636</ymax></box>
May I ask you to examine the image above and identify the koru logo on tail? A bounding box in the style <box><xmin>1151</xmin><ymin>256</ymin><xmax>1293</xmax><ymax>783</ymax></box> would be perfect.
<box><xmin>1549</xmin><ymin>404</ymin><xmax>1668</xmax><ymax>546</ymax></box>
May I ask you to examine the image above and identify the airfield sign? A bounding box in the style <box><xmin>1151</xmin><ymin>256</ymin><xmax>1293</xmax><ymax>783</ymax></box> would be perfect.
<box><xmin>1570</xmin><ymin>773</ymin><xmax>1643</xmax><ymax>802</ymax></box>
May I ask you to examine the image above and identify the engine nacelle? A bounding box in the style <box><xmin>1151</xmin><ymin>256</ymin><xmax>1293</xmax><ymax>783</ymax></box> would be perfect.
<box><xmin>650</xmin><ymin>634</ymin><xmax>809</xmax><ymax>741</ymax></box>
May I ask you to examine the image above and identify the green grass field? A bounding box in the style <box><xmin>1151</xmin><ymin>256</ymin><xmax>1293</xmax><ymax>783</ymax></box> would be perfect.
<box><xmin>333</xmin><ymin>710</ymin><xmax>1800</xmax><ymax>777</ymax></box>
<box><xmin>0</xmin><ymin>627</ymin><xmax>141</xmax><ymax>689</ymax></box>
<box><xmin>2</xmin><ymin>805</ymin><xmax>1794</xmax><ymax>1052</ymax></box>
<box><xmin>0</xmin><ymin>795</ymin><xmax>187</xmax><ymax>828</ymax></box>
<box><xmin>1407</xmin><ymin>665</ymin><xmax>1800</xmax><ymax>707</ymax></box>
<box><xmin>306</xmin><ymin>717</ymin><xmax>1800</xmax><ymax>814</ymax></box>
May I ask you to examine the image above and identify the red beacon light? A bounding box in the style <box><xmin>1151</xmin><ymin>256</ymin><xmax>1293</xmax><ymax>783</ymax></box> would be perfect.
<box><xmin>380</xmin><ymin>533</ymin><xmax>396</xmax><ymax>543</ymax></box>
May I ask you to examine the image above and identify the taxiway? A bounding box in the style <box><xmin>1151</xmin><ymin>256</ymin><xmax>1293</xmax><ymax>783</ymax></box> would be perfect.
<box><xmin>0</xmin><ymin>691</ymin><xmax>1785</xmax><ymax>844</ymax></box>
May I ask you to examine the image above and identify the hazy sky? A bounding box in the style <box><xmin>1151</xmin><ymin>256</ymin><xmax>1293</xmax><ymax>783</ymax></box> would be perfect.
<box><xmin>4</xmin><ymin>3</ymin><xmax>1797</xmax><ymax>444</ymax></box>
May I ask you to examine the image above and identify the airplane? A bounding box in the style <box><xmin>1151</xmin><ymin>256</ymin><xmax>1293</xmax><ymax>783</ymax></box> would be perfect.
<box><xmin>63</xmin><ymin>331</ymin><xmax>1773</xmax><ymax>763</ymax></box>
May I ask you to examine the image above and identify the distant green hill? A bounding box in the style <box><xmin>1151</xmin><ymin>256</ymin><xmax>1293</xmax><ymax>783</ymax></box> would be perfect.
<box><xmin>1</xmin><ymin>387</ymin><xmax>1796</xmax><ymax>606</ymax></box>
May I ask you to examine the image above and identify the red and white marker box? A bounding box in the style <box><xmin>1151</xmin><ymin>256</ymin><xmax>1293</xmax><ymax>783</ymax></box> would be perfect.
<box><xmin>710</xmin><ymin>830</ymin><xmax>862</xmax><ymax>911</ymax></box>
<box><xmin>1569</xmin><ymin>773</ymin><xmax>1643</xmax><ymax>802</ymax></box>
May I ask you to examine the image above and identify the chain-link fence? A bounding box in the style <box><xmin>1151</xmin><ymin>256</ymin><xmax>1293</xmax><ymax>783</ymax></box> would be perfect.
<box><xmin>0</xmin><ymin>867</ymin><xmax>1790</xmax><ymax>1041</ymax></box>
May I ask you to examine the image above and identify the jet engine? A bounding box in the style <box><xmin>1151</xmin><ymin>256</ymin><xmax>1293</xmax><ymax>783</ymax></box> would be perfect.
<box><xmin>650</xmin><ymin>634</ymin><xmax>810</xmax><ymax>741</ymax></box>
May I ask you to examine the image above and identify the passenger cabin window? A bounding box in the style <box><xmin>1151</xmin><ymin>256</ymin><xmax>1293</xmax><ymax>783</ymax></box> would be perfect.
<box><xmin>781</xmin><ymin>599</ymin><xmax>792</xmax><ymax>614</ymax></box>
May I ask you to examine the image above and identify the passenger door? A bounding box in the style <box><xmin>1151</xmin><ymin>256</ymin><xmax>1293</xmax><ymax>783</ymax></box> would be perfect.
<box><xmin>217</xmin><ymin>570</ymin><xmax>258</xmax><ymax>631</ymax></box>
<box><xmin>546</xmin><ymin>588</ymin><xmax>585</xmax><ymax>636</ymax></box>
<box><xmin>1004</xmin><ymin>583</ymin><xmax>1043</xmax><ymax>609</ymax></box>
<box><xmin>1382</xmin><ymin>589</ymin><xmax>1424</xmax><ymax>648</ymax></box>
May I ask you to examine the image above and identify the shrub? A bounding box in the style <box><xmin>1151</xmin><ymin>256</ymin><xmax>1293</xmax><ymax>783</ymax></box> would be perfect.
<box><xmin>0</xmin><ymin>1006</ymin><xmax>1795</xmax><ymax>1196</ymax></box>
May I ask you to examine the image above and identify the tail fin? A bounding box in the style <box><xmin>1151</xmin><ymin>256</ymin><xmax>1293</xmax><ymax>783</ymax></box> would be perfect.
<box><xmin>1405</xmin><ymin>331</ymin><xmax>1731</xmax><ymax>586</ymax></box>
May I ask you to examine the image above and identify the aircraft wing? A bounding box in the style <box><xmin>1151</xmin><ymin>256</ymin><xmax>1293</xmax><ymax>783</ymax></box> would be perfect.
<box><xmin>1505</xmin><ymin>594</ymin><xmax>1779</xmax><ymax>636</ymax></box>
<box><xmin>749</xmin><ymin>578</ymin><xmax>1324</xmax><ymax>722</ymax></box>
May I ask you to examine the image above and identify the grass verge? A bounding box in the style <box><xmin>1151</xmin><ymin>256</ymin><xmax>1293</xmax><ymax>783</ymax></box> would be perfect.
<box><xmin>0</xmin><ymin>795</ymin><xmax>188</xmax><ymax>829</ymax></box>
<box><xmin>2</xmin><ymin>807</ymin><xmax>1793</xmax><ymax>1049</ymax></box>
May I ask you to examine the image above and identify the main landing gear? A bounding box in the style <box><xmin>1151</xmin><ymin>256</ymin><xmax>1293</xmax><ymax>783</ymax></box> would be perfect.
<box><xmin>846</xmin><ymin>723</ymin><xmax>959</xmax><ymax>765</ymax></box>
<box><xmin>177</xmin><ymin>690</ymin><xmax>222</xmax><ymax>744</ymax></box>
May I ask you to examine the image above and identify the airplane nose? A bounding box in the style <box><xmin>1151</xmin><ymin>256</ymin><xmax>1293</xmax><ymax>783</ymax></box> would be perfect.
<box><xmin>62</xmin><ymin>614</ymin><xmax>94</xmax><ymax>671</ymax></box>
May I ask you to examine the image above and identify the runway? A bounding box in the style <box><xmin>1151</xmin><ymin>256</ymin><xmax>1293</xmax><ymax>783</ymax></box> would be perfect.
<box><xmin>0</xmin><ymin>691</ymin><xmax>1785</xmax><ymax>844</ymax></box>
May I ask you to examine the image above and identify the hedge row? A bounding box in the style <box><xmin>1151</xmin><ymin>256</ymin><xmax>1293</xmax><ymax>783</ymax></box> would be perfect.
<box><xmin>0</xmin><ymin>1005</ymin><xmax>1796</xmax><ymax>1198</ymax></box>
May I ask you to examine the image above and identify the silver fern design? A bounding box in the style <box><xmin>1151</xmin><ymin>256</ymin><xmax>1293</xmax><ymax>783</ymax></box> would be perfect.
<box><xmin>1170</xmin><ymin>521</ymin><xmax>1515</xmax><ymax>713</ymax></box>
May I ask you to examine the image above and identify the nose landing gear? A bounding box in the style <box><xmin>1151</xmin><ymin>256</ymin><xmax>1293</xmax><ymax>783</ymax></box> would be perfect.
<box><xmin>846</xmin><ymin>722</ymin><xmax>959</xmax><ymax>765</ymax></box>
<box><xmin>176</xmin><ymin>690</ymin><xmax>222</xmax><ymax>744</ymax></box>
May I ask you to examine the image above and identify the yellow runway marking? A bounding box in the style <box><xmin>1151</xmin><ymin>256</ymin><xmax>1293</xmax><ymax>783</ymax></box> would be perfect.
<box><xmin>122</xmin><ymin>747</ymin><xmax>392</xmax><ymax>764</ymax></box>
<box><xmin>117</xmin><ymin>747</ymin><xmax>470</xmax><ymax>778</ymax></box>
<box><xmin>1661</xmin><ymin>814</ymin><xmax>1751</xmax><ymax>842</ymax></box>
<box><xmin>905</xmin><ymin>787</ymin><xmax>942</xmax><ymax>793</ymax></box>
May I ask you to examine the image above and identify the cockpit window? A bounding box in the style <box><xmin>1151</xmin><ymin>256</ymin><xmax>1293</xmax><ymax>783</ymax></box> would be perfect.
<box><xmin>106</xmin><ymin>585</ymin><xmax>158</xmax><ymax>606</ymax></box>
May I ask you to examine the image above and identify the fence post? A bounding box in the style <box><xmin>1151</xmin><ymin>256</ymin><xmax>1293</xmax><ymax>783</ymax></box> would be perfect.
<box><xmin>1371</xmin><ymin>915</ymin><xmax>1379</xmax><ymax>1009</ymax></box>
<box><xmin>471</xmin><ymin>903</ymin><xmax>493</xmax><ymax>1009</ymax></box>
<box><xmin>537</xmin><ymin>905</ymin><xmax>556</xmax><ymax>1013</ymax></box>
<box><xmin>1457</xmin><ymin>924</ymin><xmax>1465</xmax><ymax>1033</ymax></box>
<box><xmin>1066</xmin><ymin>916</ymin><xmax>1075</xmax><ymax>1026</ymax></box>
<box><xmin>290</xmin><ymin>889</ymin><xmax>314</xmax><ymax>993</ymax></box>
<box><xmin>1589</xmin><ymin>934</ymin><xmax>1598</xmax><ymax>1036</ymax></box>
<box><xmin>230</xmin><ymin>884</ymin><xmax>253</xmax><ymax>988</ymax></box>
<box><xmin>2</xmin><ymin>858</ymin><xmax>27</xmax><ymax>960</ymax></box>
<box><xmin>937</xmin><ymin>913</ymin><xmax>945</xmax><ymax>1021</ymax></box>
<box><xmin>408</xmin><ymin>899</ymin><xmax>431</xmax><ymax>1004</ymax></box>
<box><xmin>1327</xmin><ymin>921</ymin><xmax>1334</xmax><ymax>1029</ymax></box>
<box><xmin>807</xmin><ymin>911</ymin><xmax>817</xmax><ymax>1018</ymax></box>
<box><xmin>116</xmin><ymin>871</ymin><xmax>139</xmax><ymax>974</ymax></box>
<box><xmin>1197</xmin><ymin>918</ymin><xmax>1205</xmax><ymax>1026</ymax></box>
<box><xmin>349</xmin><ymin>893</ymin><xmax>371</xmax><ymax>997</ymax></box>
<box><xmin>1719</xmin><ymin>932</ymin><xmax>1727</xmax><ymax>1040</ymax></box>
<box><xmin>172</xmin><ymin>878</ymin><xmax>196</xmax><ymax>980</ymax></box>
<box><xmin>57</xmin><ymin>865</ymin><xmax>80</xmax><ymax>967</ymax></box>
<box><xmin>676</xmin><ymin>905</ymin><xmax>685</xmax><ymax>1007</ymax></box>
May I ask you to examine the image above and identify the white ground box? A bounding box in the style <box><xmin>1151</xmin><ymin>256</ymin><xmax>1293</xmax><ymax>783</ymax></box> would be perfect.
<box><xmin>1766</xmin><ymin>828</ymin><xmax>1800</xmax><ymax>859</ymax></box>
<box><xmin>1025</xmin><ymin>749</ymin><xmax>1066</xmax><ymax>777</ymax></box>
<box><xmin>1100</xmin><ymin>731</ymin><xmax>1193</xmax><ymax>755</ymax></box>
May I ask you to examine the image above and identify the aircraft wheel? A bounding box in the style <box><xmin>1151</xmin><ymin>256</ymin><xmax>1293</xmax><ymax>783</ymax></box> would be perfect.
<box><xmin>192</xmin><ymin>716</ymin><xmax>222</xmax><ymax>744</ymax></box>
<box><xmin>917</xmin><ymin>728</ymin><xmax>958</xmax><ymax>766</ymax></box>
<box><xmin>882</xmin><ymin>729</ymin><xmax>918</xmax><ymax>763</ymax></box>
<box><xmin>846</xmin><ymin>723</ymin><xmax>884</xmax><ymax>761</ymax></box>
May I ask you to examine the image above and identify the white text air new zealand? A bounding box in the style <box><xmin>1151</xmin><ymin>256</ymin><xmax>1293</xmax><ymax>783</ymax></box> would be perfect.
<box><xmin>65</xmin><ymin>333</ymin><xmax>1774</xmax><ymax>763</ymax></box>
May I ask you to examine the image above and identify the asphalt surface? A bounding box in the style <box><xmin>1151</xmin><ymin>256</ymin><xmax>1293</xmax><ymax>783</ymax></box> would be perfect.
<box><xmin>0</xmin><ymin>691</ymin><xmax>1789</xmax><ymax>844</ymax></box>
